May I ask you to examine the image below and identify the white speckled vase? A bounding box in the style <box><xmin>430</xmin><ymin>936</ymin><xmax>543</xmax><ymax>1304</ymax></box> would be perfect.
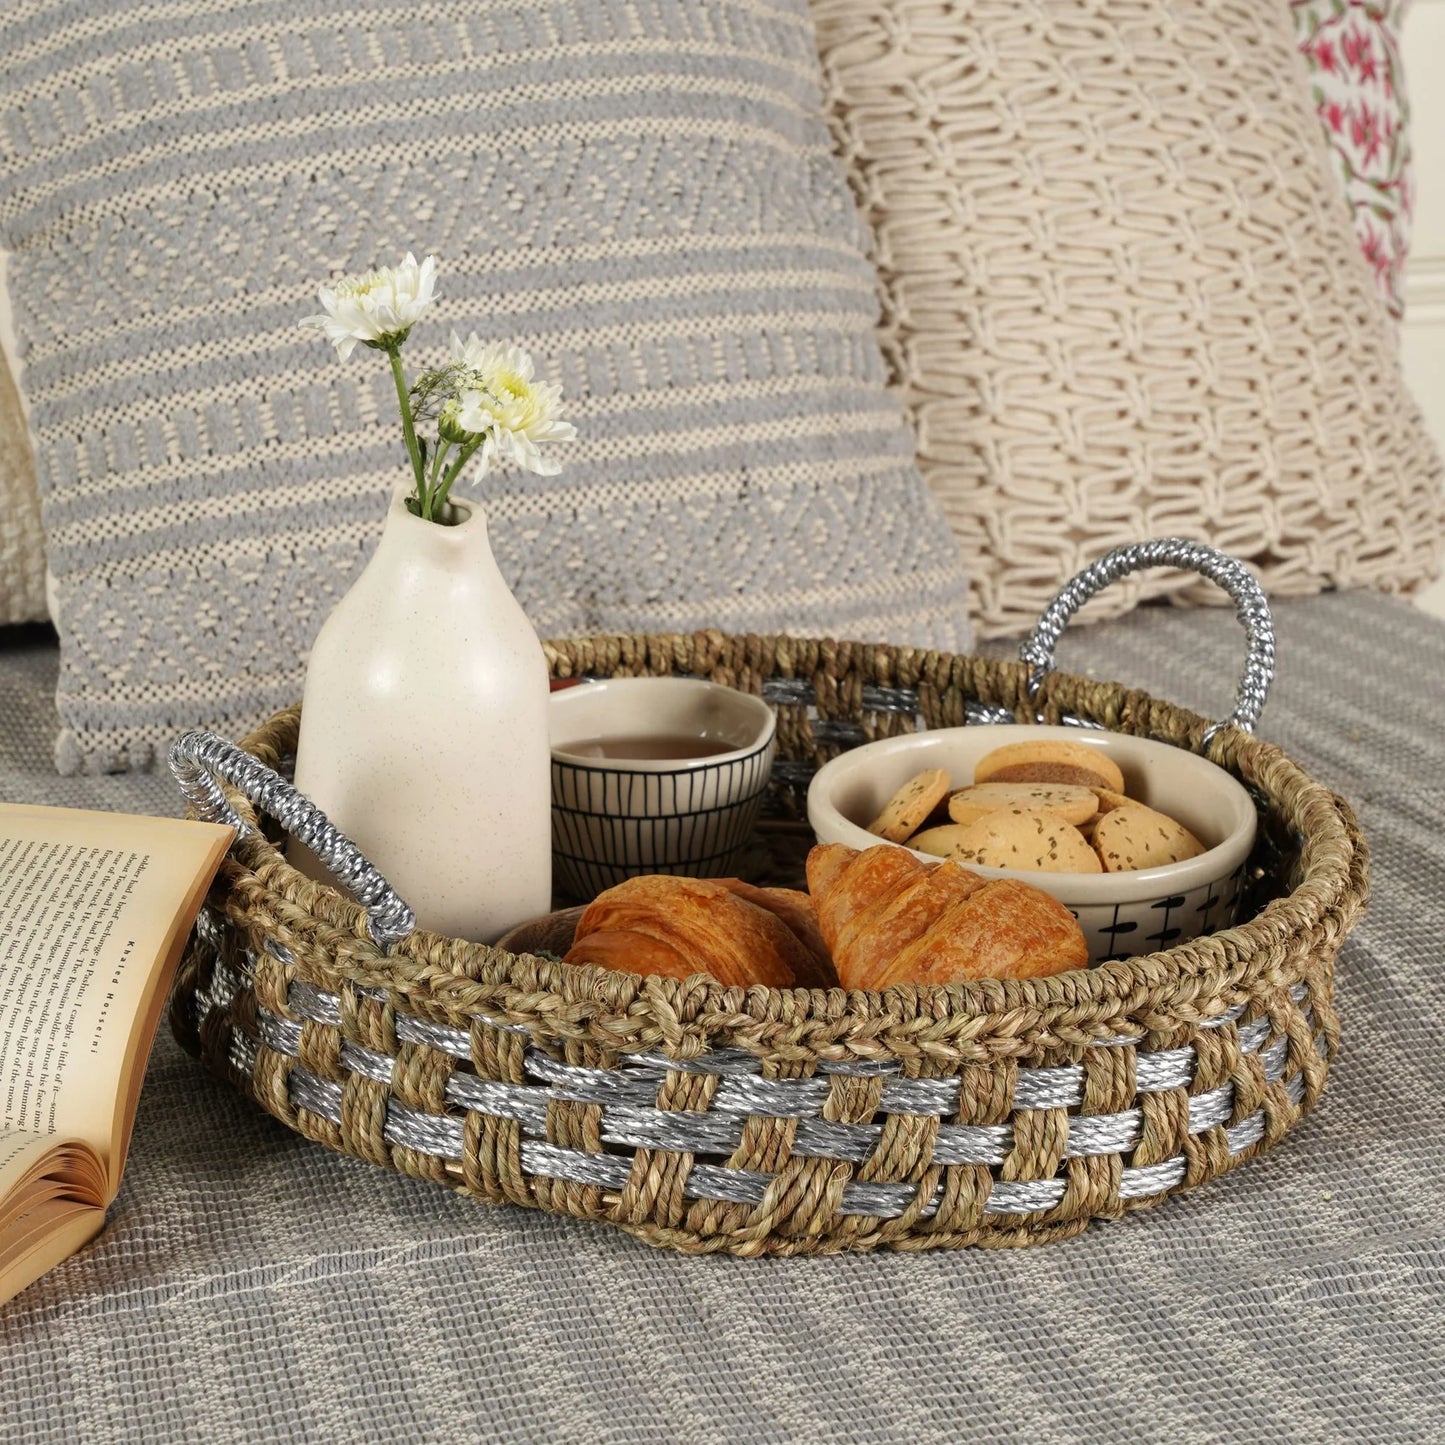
<box><xmin>291</xmin><ymin>487</ymin><xmax>552</xmax><ymax>943</ymax></box>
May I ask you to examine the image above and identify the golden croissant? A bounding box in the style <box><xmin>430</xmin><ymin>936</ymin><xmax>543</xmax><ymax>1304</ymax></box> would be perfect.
<box><xmin>564</xmin><ymin>875</ymin><xmax>835</xmax><ymax>988</ymax></box>
<box><xmin>806</xmin><ymin>843</ymin><xmax>1087</xmax><ymax>988</ymax></box>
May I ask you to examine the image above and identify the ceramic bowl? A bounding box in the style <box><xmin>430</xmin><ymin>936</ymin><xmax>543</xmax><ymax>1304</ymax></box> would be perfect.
<box><xmin>807</xmin><ymin>725</ymin><xmax>1258</xmax><ymax>960</ymax></box>
<box><xmin>549</xmin><ymin>678</ymin><xmax>777</xmax><ymax>898</ymax></box>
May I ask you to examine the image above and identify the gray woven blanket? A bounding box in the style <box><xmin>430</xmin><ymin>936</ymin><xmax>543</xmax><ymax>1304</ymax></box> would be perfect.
<box><xmin>1</xmin><ymin>592</ymin><xmax>1443</xmax><ymax>1443</ymax></box>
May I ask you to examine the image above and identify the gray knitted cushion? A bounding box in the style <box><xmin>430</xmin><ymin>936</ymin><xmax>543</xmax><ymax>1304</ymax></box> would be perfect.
<box><xmin>0</xmin><ymin>0</ymin><xmax>971</xmax><ymax>774</ymax></box>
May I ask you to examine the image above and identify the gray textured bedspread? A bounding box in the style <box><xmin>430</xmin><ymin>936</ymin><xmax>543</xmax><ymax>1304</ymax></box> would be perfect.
<box><xmin>1</xmin><ymin>593</ymin><xmax>1442</xmax><ymax>1444</ymax></box>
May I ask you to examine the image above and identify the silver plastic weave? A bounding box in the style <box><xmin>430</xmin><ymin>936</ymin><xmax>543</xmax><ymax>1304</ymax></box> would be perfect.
<box><xmin>190</xmin><ymin>940</ymin><xmax>1320</xmax><ymax>1224</ymax></box>
<box><xmin>169</xmin><ymin>730</ymin><xmax>415</xmax><ymax>949</ymax></box>
<box><xmin>1018</xmin><ymin>538</ymin><xmax>1276</xmax><ymax>744</ymax></box>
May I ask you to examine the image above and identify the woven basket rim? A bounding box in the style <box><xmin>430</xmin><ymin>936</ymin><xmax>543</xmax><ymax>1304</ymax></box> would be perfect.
<box><xmin>210</xmin><ymin>632</ymin><xmax>1368</xmax><ymax>1058</ymax></box>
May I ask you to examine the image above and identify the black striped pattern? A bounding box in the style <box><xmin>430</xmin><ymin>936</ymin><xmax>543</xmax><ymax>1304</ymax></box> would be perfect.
<box><xmin>551</xmin><ymin>738</ymin><xmax>774</xmax><ymax>896</ymax></box>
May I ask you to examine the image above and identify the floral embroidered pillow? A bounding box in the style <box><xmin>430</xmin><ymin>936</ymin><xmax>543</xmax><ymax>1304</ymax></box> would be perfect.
<box><xmin>1293</xmin><ymin>0</ymin><xmax>1412</xmax><ymax>318</ymax></box>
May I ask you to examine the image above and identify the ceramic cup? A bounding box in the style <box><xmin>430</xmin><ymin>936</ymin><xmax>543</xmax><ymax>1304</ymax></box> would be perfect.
<box><xmin>807</xmin><ymin>724</ymin><xmax>1258</xmax><ymax>961</ymax></box>
<box><xmin>549</xmin><ymin>678</ymin><xmax>778</xmax><ymax>898</ymax></box>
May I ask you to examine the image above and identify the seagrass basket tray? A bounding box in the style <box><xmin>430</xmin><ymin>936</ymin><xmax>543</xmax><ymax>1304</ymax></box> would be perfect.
<box><xmin>168</xmin><ymin>542</ymin><xmax>1368</xmax><ymax>1255</ymax></box>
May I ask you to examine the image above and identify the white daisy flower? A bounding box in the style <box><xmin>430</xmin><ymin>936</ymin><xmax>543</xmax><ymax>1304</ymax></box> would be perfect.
<box><xmin>449</xmin><ymin>334</ymin><xmax>576</xmax><ymax>475</ymax></box>
<box><xmin>299</xmin><ymin>252</ymin><xmax>438</xmax><ymax>359</ymax></box>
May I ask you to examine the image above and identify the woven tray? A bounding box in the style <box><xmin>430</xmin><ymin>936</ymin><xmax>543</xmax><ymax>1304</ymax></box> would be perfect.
<box><xmin>167</xmin><ymin>542</ymin><xmax>1368</xmax><ymax>1255</ymax></box>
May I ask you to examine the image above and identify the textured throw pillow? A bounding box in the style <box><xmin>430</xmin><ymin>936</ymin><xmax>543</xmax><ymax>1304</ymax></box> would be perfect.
<box><xmin>0</xmin><ymin>269</ymin><xmax>45</xmax><ymax>626</ymax></box>
<box><xmin>1293</xmin><ymin>0</ymin><xmax>1413</xmax><ymax>319</ymax></box>
<box><xmin>812</xmin><ymin>0</ymin><xmax>1445</xmax><ymax>636</ymax></box>
<box><xmin>0</xmin><ymin>1</ymin><xmax>971</xmax><ymax>774</ymax></box>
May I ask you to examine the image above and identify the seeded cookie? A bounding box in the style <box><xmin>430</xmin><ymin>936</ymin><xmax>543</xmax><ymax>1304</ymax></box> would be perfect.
<box><xmin>925</xmin><ymin>808</ymin><xmax>1102</xmax><ymax>873</ymax></box>
<box><xmin>1079</xmin><ymin>787</ymin><xmax>1138</xmax><ymax>837</ymax></box>
<box><xmin>948</xmin><ymin>782</ymin><xmax>1099</xmax><ymax>828</ymax></box>
<box><xmin>1092</xmin><ymin>804</ymin><xmax>1206</xmax><ymax>872</ymax></box>
<box><xmin>1090</xmin><ymin>788</ymin><xmax>1139</xmax><ymax>814</ymax></box>
<box><xmin>909</xmin><ymin>824</ymin><xmax>975</xmax><ymax>858</ymax></box>
<box><xmin>973</xmin><ymin>740</ymin><xmax>1125</xmax><ymax>795</ymax></box>
<box><xmin>866</xmin><ymin>768</ymin><xmax>952</xmax><ymax>843</ymax></box>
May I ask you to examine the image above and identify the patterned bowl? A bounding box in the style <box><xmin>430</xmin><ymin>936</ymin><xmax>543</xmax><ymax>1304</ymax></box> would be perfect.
<box><xmin>549</xmin><ymin>677</ymin><xmax>777</xmax><ymax>898</ymax></box>
<box><xmin>807</xmin><ymin>724</ymin><xmax>1257</xmax><ymax>961</ymax></box>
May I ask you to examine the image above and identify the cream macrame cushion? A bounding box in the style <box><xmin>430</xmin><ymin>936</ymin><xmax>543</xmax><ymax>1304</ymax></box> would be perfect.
<box><xmin>0</xmin><ymin>267</ymin><xmax>46</xmax><ymax>625</ymax></box>
<box><xmin>812</xmin><ymin>0</ymin><xmax>1445</xmax><ymax>636</ymax></box>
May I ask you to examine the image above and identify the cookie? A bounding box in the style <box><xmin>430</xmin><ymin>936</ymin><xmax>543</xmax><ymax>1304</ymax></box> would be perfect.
<box><xmin>919</xmin><ymin>808</ymin><xmax>1102</xmax><ymax>873</ymax></box>
<box><xmin>1092</xmin><ymin>803</ymin><xmax>1206</xmax><ymax>872</ymax></box>
<box><xmin>909</xmin><ymin>824</ymin><xmax>975</xmax><ymax>858</ymax></box>
<box><xmin>866</xmin><ymin>768</ymin><xmax>952</xmax><ymax>843</ymax></box>
<box><xmin>948</xmin><ymin>782</ymin><xmax>1099</xmax><ymax>828</ymax></box>
<box><xmin>1090</xmin><ymin>788</ymin><xmax>1139</xmax><ymax>814</ymax></box>
<box><xmin>1079</xmin><ymin>787</ymin><xmax>1137</xmax><ymax>836</ymax></box>
<box><xmin>973</xmin><ymin>739</ymin><xmax>1125</xmax><ymax>795</ymax></box>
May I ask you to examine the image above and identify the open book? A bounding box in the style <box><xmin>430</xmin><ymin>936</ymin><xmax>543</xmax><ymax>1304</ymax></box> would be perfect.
<box><xmin>0</xmin><ymin>803</ymin><xmax>232</xmax><ymax>1306</ymax></box>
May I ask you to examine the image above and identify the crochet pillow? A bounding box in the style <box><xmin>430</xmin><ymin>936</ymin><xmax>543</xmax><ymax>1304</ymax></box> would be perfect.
<box><xmin>0</xmin><ymin>271</ymin><xmax>45</xmax><ymax>625</ymax></box>
<box><xmin>812</xmin><ymin>0</ymin><xmax>1443</xmax><ymax>636</ymax></box>
<box><xmin>0</xmin><ymin>0</ymin><xmax>971</xmax><ymax>773</ymax></box>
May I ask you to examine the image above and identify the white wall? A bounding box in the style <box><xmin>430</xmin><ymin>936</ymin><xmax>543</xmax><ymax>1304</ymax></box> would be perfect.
<box><xmin>1403</xmin><ymin>0</ymin><xmax>1445</xmax><ymax>616</ymax></box>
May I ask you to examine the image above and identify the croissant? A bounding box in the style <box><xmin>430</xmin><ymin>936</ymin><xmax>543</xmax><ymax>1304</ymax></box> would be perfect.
<box><xmin>564</xmin><ymin>875</ymin><xmax>834</xmax><ymax>988</ymax></box>
<box><xmin>806</xmin><ymin>843</ymin><xmax>1088</xmax><ymax>988</ymax></box>
<box><xmin>721</xmin><ymin>881</ymin><xmax>834</xmax><ymax>987</ymax></box>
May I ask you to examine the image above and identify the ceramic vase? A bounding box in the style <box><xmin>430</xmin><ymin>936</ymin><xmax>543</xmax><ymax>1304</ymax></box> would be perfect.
<box><xmin>291</xmin><ymin>487</ymin><xmax>552</xmax><ymax>942</ymax></box>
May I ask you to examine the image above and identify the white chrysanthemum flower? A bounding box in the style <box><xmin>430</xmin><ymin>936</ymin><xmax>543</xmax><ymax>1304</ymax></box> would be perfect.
<box><xmin>449</xmin><ymin>333</ymin><xmax>576</xmax><ymax>475</ymax></box>
<box><xmin>299</xmin><ymin>252</ymin><xmax>438</xmax><ymax>359</ymax></box>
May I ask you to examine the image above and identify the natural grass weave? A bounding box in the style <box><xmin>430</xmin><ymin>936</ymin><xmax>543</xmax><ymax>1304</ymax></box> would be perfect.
<box><xmin>171</xmin><ymin>632</ymin><xmax>1368</xmax><ymax>1255</ymax></box>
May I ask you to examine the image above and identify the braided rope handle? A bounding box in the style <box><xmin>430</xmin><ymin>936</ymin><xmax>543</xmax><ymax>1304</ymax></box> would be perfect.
<box><xmin>1018</xmin><ymin>539</ymin><xmax>1276</xmax><ymax>746</ymax></box>
<box><xmin>168</xmin><ymin>731</ymin><xmax>416</xmax><ymax>950</ymax></box>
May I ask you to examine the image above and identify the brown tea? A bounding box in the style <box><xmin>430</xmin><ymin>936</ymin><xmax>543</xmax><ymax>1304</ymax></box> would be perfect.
<box><xmin>559</xmin><ymin>733</ymin><xmax>738</xmax><ymax>761</ymax></box>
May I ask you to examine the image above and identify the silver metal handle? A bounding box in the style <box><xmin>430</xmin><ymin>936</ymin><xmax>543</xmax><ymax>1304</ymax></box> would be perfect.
<box><xmin>169</xmin><ymin>730</ymin><xmax>416</xmax><ymax>950</ymax></box>
<box><xmin>1018</xmin><ymin>539</ymin><xmax>1276</xmax><ymax>747</ymax></box>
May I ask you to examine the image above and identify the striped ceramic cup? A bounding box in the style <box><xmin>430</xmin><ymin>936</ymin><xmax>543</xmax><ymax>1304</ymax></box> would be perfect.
<box><xmin>549</xmin><ymin>678</ymin><xmax>777</xmax><ymax>899</ymax></box>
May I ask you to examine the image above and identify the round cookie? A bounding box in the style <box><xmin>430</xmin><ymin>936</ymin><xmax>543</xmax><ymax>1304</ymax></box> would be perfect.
<box><xmin>1092</xmin><ymin>804</ymin><xmax>1206</xmax><ymax>872</ymax></box>
<box><xmin>948</xmin><ymin>782</ymin><xmax>1099</xmax><ymax>828</ymax></box>
<box><xmin>1079</xmin><ymin>787</ymin><xmax>1138</xmax><ymax>837</ymax></box>
<box><xmin>867</xmin><ymin>768</ymin><xmax>952</xmax><ymax>843</ymax></box>
<box><xmin>1090</xmin><ymin>788</ymin><xmax>1139</xmax><ymax>814</ymax></box>
<box><xmin>973</xmin><ymin>740</ymin><xmax>1125</xmax><ymax>795</ymax></box>
<box><xmin>920</xmin><ymin>808</ymin><xmax>1102</xmax><ymax>873</ymax></box>
<box><xmin>909</xmin><ymin>824</ymin><xmax>974</xmax><ymax>858</ymax></box>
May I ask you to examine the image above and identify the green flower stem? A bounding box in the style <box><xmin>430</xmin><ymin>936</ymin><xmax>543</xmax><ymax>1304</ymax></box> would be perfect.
<box><xmin>387</xmin><ymin>344</ymin><xmax>428</xmax><ymax>513</ymax></box>
<box><xmin>428</xmin><ymin>438</ymin><xmax>452</xmax><ymax>496</ymax></box>
<box><xmin>430</xmin><ymin>436</ymin><xmax>486</xmax><ymax>517</ymax></box>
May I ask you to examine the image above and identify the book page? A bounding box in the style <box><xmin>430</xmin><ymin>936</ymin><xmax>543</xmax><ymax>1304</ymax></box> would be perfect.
<box><xmin>0</xmin><ymin>1195</ymin><xmax>106</xmax><ymax>1308</ymax></box>
<box><xmin>0</xmin><ymin>1133</ymin><xmax>106</xmax><ymax>1233</ymax></box>
<box><xmin>0</xmin><ymin>805</ymin><xmax>232</xmax><ymax>1200</ymax></box>
<box><xmin>0</xmin><ymin>1131</ymin><xmax>101</xmax><ymax>1205</ymax></box>
<box><xmin>0</xmin><ymin>1114</ymin><xmax>105</xmax><ymax>1306</ymax></box>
